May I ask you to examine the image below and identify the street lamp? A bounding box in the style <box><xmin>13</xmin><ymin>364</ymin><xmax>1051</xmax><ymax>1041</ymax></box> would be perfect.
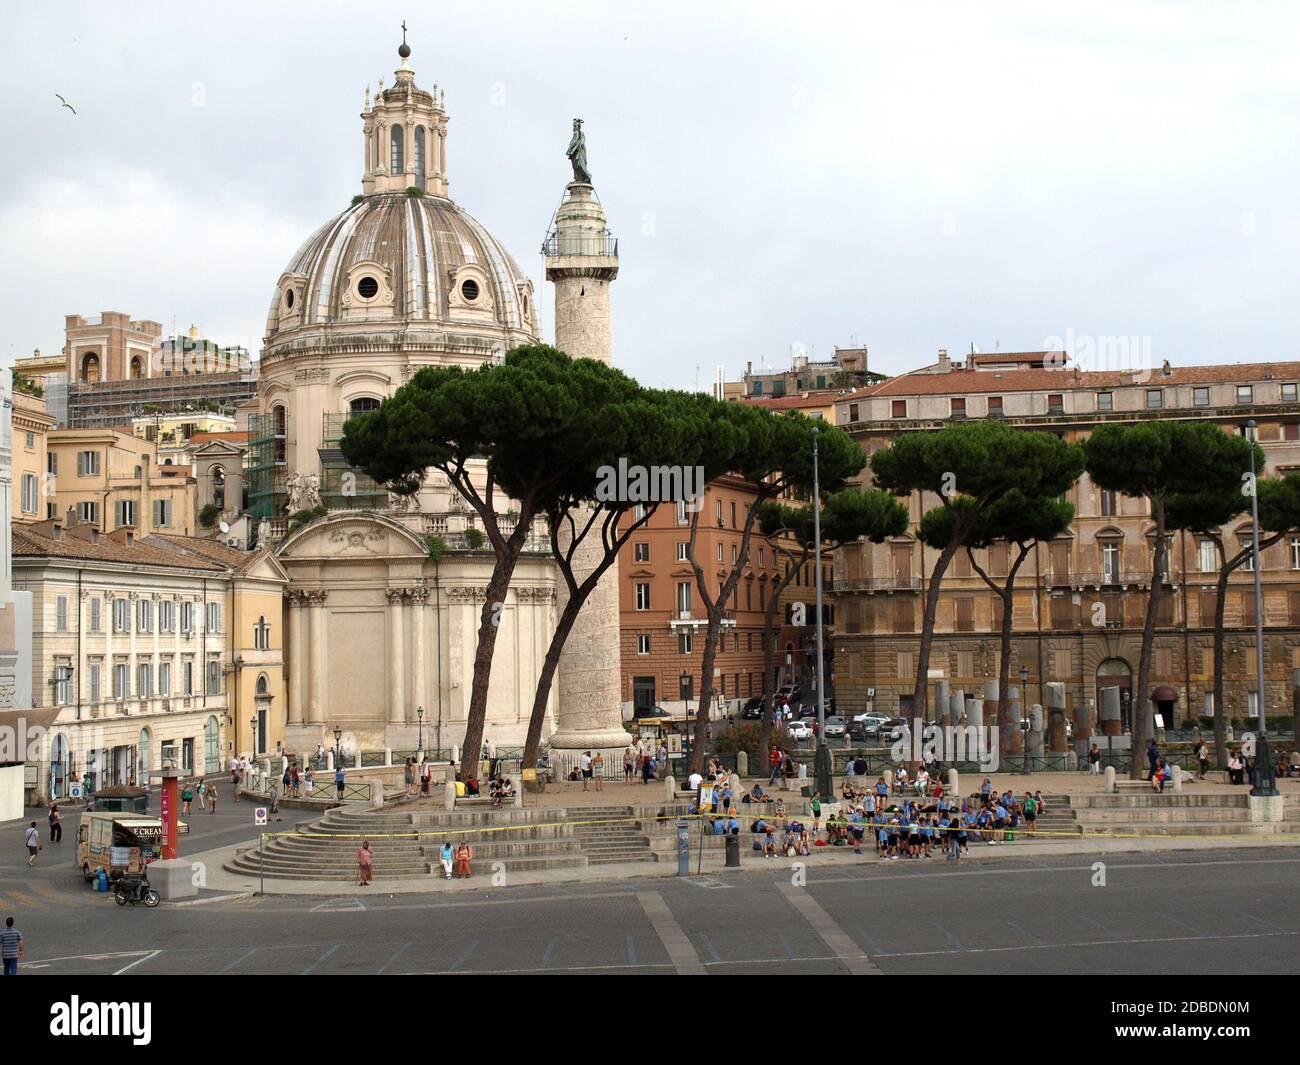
<box><xmin>1019</xmin><ymin>665</ymin><xmax>1030</xmax><ymax>774</ymax></box>
<box><xmin>332</xmin><ymin>724</ymin><xmax>343</xmax><ymax>768</ymax></box>
<box><xmin>416</xmin><ymin>705</ymin><xmax>425</xmax><ymax>753</ymax></box>
<box><xmin>680</xmin><ymin>671</ymin><xmax>692</xmax><ymax>764</ymax></box>
<box><xmin>249</xmin><ymin>714</ymin><xmax>258</xmax><ymax>757</ymax></box>
<box><xmin>811</xmin><ymin>426</ymin><xmax>833</xmax><ymax>799</ymax></box>
<box><xmin>1245</xmin><ymin>421</ymin><xmax>1278</xmax><ymax>797</ymax></box>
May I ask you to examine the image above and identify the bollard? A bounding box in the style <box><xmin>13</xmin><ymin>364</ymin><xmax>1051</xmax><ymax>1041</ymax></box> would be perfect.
<box><xmin>946</xmin><ymin>767</ymin><xmax>959</xmax><ymax>797</ymax></box>
<box><xmin>737</xmin><ymin>750</ymin><xmax>749</xmax><ymax>778</ymax></box>
<box><xmin>663</xmin><ymin>774</ymin><xmax>676</xmax><ymax>801</ymax></box>
<box><xmin>384</xmin><ymin>747</ymin><xmax>392</xmax><ymax>767</ymax></box>
<box><xmin>676</xmin><ymin>819</ymin><xmax>690</xmax><ymax>876</ymax></box>
<box><xmin>1104</xmin><ymin>764</ymin><xmax>1117</xmax><ymax>794</ymax></box>
<box><xmin>724</xmin><ymin>832</ymin><xmax>741</xmax><ymax>868</ymax></box>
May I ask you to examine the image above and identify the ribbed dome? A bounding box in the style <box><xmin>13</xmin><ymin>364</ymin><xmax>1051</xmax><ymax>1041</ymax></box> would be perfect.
<box><xmin>267</xmin><ymin>191</ymin><xmax>536</xmax><ymax>340</ymax></box>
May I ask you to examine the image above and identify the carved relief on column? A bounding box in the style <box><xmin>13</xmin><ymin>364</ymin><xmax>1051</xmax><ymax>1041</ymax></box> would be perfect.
<box><xmin>386</xmin><ymin>587</ymin><xmax>407</xmax><ymax>725</ymax></box>
<box><xmin>307</xmin><ymin>590</ymin><xmax>328</xmax><ymax>725</ymax></box>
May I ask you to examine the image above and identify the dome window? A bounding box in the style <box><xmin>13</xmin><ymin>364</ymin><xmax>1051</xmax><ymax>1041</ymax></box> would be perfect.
<box><xmin>460</xmin><ymin>279</ymin><xmax>480</xmax><ymax>302</ymax></box>
<box><xmin>284</xmin><ymin>288</ymin><xmax>295</xmax><ymax>309</ymax></box>
<box><xmin>357</xmin><ymin>276</ymin><xmax>380</xmax><ymax>300</ymax></box>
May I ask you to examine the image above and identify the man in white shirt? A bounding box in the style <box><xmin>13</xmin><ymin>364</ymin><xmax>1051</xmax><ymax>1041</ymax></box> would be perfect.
<box><xmin>579</xmin><ymin>751</ymin><xmax>593</xmax><ymax>792</ymax></box>
<box><xmin>687</xmin><ymin>770</ymin><xmax>704</xmax><ymax>793</ymax></box>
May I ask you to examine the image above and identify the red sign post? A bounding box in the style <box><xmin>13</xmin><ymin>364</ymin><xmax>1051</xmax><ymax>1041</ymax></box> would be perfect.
<box><xmin>160</xmin><ymin>770</ymin><xmax>179</xmax><ymax>860</ymax></box>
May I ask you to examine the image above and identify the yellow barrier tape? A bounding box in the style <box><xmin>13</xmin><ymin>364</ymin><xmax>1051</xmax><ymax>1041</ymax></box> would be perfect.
<box><xmin>254</xmin><ymin>810</ymin><xmax>1300</xmax><ymax>845</ymax></box>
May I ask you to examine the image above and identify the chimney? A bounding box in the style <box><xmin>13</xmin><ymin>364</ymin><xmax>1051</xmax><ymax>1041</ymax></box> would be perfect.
<box><xmin>937</xmin><ymin>348</ymin><xmax>951</xmax><ymax>374</ymax></box>
<box><xmin>108</xmin><ymin>526</ymin><xmax>136</xmax><ymax>547</ymax></box>
<box><xmin>31</xmin><ymin>517</ymin><xmax>61</xmax><ymax>540</ymax></box>
<box><xmin>1161</xmin><ymin>359</ymin><xmax>1172</xmax><ymax>377</ymax></box>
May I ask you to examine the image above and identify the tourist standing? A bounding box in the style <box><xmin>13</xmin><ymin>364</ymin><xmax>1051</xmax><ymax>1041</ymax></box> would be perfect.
<box><xmin>0</xmin><ymin>917</ymin><xmax>22</xmax><ymax>975</ymax></box>
<box><xmin>304</xmin><ymin>767</ymin><xmax>315</xmax><ymax>798</ymax></box>
<box><xmin>335</xmin><ymin>766</ymin><xmax>346</xmax><ymax>800</ymax></box>
<box><xmin>182</xmin><ymin>783</ymin><xmax>193</xmax><ymax>815</ymax></box>
<box><xmin>624</xmin><ymin>746</ymin><xmax>635</xmax><ymax>783</ymax></box>
<box><xmin>454</xmin><ymin>841</ymin><xmax>472</xmax><ymax>879</ymax></box>
<box><xmin>47</xmin><ymin>803</ymin><xmax>62</xmax><ymax>844</ymax></box>
<box><xmin>24</xmin><ymin>822</ymin><xmax>40</xmax><ymax>866</ymax></box>
<box><xmin>579</xmin><ymin>751</ymin><xmax>593</xmax><ymax>792</ymax></box>
<box><xmin>1146</xmin><ymin>738</ymin><xmax>1160</xmax><ymax>781</ymax></box>
<box><xmin>356</xmin><ymin>840</ymin><xmax>374</xmax><ymax>886</ymax></box>
<box><xmin>1088</xmin><ymin>743</ymin><xmax>1101</xmax><ymax>774</ymax></box>
<box><xmin>207</xmin><ymin>782</ymin><xmax>218</xmax><ymax>814</ymax></box>
<box><xmin>592</xmin><ymin>751</ymin><xmax>604</xmax><ymax>791</ymax></box>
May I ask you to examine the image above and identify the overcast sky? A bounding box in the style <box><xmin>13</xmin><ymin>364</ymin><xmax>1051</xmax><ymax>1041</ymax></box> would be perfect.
<box><xmin>3</xmin><ymin>1</ymin><xmax>1299</xmax><ymax>387</ymax></box>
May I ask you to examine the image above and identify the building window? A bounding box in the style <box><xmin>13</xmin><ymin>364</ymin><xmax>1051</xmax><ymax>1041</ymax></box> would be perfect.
<box><xmin>634</xmin><ymin>583</ymin><xmax>650</xmax><ymax>611</ymax></box>
<box><xmin>115</xmin><ymin>499</ymin><xmax>137</xmax><ymax>528</ymax></box>
<box><xmin>113</xmin><ymin>598</ymin><xmax>129</xmax><ymax>633</ymax></box>
<box><xmin>891</xmin><ymin>399</ymin><xmax>907</xmax><ymax>419</ymax></box>
<box><xmin>24</xmin><ymin>431</ymin><xmax>34</xmax><ymax>449</ymax></box>
<box><xmin>1283</xmin><ymin>383</ymin><xmax>1297</xmax><ymax>403</ymax></box>
<box><xmin>679</xmin><ymin>631</ymin><xmax>693</xmax><ymax>654</ymax></box>
<box><xmin>676</xmin><ymin>542</ymin><xmax>688</xmax><ymax>562</ymax></box>
<box><xmin>950</xmin><ymin>397</ymin><xmax>966</xmax><ymax>419</ymax></box>
<box><xmin>634</xmin><ymin>542</ymin><xmax>649</xmax><ymax>562</ymax></box>
<box><xmin>183</xmin><ymin>659</ymin><xmax>194</xmax><ymax>695</ymax></box>
<box><xmin>181</xmin><ymin>601</ymin><xmax>194</xmax><ymax>633</ymax></box>
<box><xmin>636</xmin><ymin>634</ymin><xmax>650</xmax><ymax>655</ymax></box>
<box><xmin>1146</xmin><ymin>389</ymin><xmax>1163</xmax><ymax>409</ymax></box>
<box><xmin>1100</xmin><ymin>489</ymin><xmax>1117</xmax><ymax>517</ymax></box>
<box><xmin>1199</xmin><ymin>539</ymin><xmax>1218</xmax><ymax>573</ymax></box>
<box><xmin>413</xmin><ymin>125</ymin><xmax>426</xmax><ymax>190</ymax></box>
<box><xmin>76</xmin><ymin>501</ymin><xmax>99</xmax><ymax>525</ymax></box>
<box><xmin>390</xmin><ymin>123</ymin><xmax>404</xmax><ymax>174</ymax></box>
<box><xmin>136</xmin><ymin>599</ymin><xmax>152</xmax><ymax>633</ymax></box>
<box><xmin>1291</xmin><ymin>536</ymin><xmax>1300</xmax><ymax>570</ymax></box>
<box><xmin>54</xmin><ymin>664</ymin><xmax>72</xmax><ymax>705</ymax></box>
<box><xmin>76</xmin><ymin>450</ymin><xmax>100</xmax><ymax>476</ymax></box>
<box><xmin>159</xmin><ymin>661</ymin><xmax>172</xmax><ymax>696</ymax></box>
<box><xmin>987</xmin><ymin>396</ymin><xmax>1003</xmax><ymax>416</ymax></box>
<box><xmin>20</xmin><ymin>473</ymin><xmax>37</xmax><ymax>514</ymax></box>
<box><xmin>731</xmin><ymin>544</ymin><xmax>738</xmax><ymax>563</ymax></box>
<box><xmin>153</xmin><ymin>499</ymin><xmax>173</xmax><ymax>528</ymax></box>
<box><xmin>716</xmin><ymin>542</ymin><xmax>723</xmax><ymax>562</ymax></box>
<box><xmin>89</xmin><ymin>661</ymin><xmax>101</xmax><ymax>703</ymax></box>
<box><xmin>1096</xmin><ymin>392</ymin><xmax>1113</xmax><ymax>412</ymax></box>
<box><xmin>159</xmin><ymin>600</ymin><xmax>174</xmax><ymax>633</ymax></box>
<box><xmin>137</xmin><ymin>663</ymin><xmax>152</xmax><ymax>699</ymax></box>
<box><xmin>1047</xmin><ymin>393</ymin><xmax>1064</xmax><ymax>415</ymax></box>
<box><xmin>253</xmin><ymin>615</ymin><xmax>271</xmax><ymax>650</ymax></box>
<box><xmin>848</xmin><ymin>403</ymin><xmax>859</xmax><ymax>421</ymax></box>
<box><xmin>1194</xmin><ymin>386</ymin><xmax>1211</xmax><ymax>407</ymax></box>
<box><xmin>1237</xmin><ymin>385</ymin><xmax>1253</xmax><ymax>405</ymax></box>
<box><xmin>205</xmin><ymin>659</ymin><xmax>222</xmax><ymax>696</ymax></box>
<box><xmin>206</xmin><ymin>602</ymin><xmax>221</xmax><ymax>633</ymax></box>
<box><xmin>676</xmin><ymin>582</ymin><xmax>692</xmax><ymax>614</ymax></box>
<box><xmin>113</xmin><ymin>662</ymin><xmax>129</xmax><ymax>700</ymax></box>
<box><xmin>90</xmin><ymin>598</ymin><xmax>101</xmax><ymax>632</ymax></box>
<box><xmin>1101</xmin><ymin>541</ymin><xmax>1121</xmax><ymax>583</ymax></box>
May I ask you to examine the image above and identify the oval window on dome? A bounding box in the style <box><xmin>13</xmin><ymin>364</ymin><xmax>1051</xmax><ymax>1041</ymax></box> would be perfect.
<box><xmin>284</xmin><ymin>288</ymin><xmax>295</xmax><ymax>309</ymax></box>
<box><xmin>461</xmin><ymin>279</ymin><xmax>480</xmax><ymax>302</ymax></box>
<box><xmin>357</xmin><ymin>276</ymin><xmax>380</xmax><ymax>300</ymax></box>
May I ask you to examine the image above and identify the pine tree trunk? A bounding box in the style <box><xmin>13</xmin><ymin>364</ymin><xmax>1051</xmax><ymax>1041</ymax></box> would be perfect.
<box><xmin>911</xmin><ymin>540</ymin><xmax>958</xmax><ymax>719</ymax></box>
<box><xmin>459</xmin><ymin>548</ymin><xmax>524</xmax><ymax>781</ymax></box>
<box><xmin>1212</xmin><ymin>558</ymin><xmax>1231</xmax><ymax>769</ymax></box>
<box><xmin>690</xmin><ymin>613</ymin><xmax>723</xmax><ymax>774</ymax></box>
<box><xmin>521</xmin><ymin>605</ymin><xmax>580</xmax><ymax>771</ymax></box>
<box><xmin>757</xmin><ymin>560</ymin><xmax>800</xmax><ymax>773</ymax></box>
<box><xmin>1130</xmin><ymin>500</ymin><xmax>1167</xmax><ymax>780</ymax></box>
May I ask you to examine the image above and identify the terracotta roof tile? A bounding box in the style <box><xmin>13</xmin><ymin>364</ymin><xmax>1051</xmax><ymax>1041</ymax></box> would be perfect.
<box><xmin>12</xmin><ymin>527</ymin><xmax>226</xmax><ymax>571</ymax></box>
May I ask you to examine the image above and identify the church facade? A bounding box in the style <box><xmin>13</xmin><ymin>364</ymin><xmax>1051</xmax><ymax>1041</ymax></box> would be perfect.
<box><xmin>255</xmin><ymin>38</ymin><xmax>627</xmax><ymax>760</ymax></box>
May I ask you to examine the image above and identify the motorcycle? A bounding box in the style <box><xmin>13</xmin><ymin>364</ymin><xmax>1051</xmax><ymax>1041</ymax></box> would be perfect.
<box><xmin>113</xmin><ymin>872</ymin><xmax>161</xmax><ymax>908</ymax></box>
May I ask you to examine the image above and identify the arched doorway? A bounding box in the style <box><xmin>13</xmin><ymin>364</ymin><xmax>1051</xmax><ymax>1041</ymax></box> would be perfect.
<box><xmin>203</xmin><ymin>715</ymin><xmax>221</xmax><ymax>774</ymax></box>
<box><xmin>138</xmin><ymin>727</ymin><xmax>152</xmax><ymax>780</ymax></box>
<box><xmin>81</xmin><ymin>352</ymin><xmax>100</xmax><ymax>383</ymax></box>
<box><xmin>50</xmin><ymin>733</ymin><xmax>69</xmax><ymax>799</ymax></box>
<box><xmin>1096</xmin><ymin>657</ymin><xmax>1133</xmax><ymax>732</ymax></box>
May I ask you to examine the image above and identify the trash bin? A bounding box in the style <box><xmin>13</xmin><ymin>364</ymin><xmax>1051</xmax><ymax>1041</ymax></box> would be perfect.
<box><xmin>724</xmin><ymin>833</ymin><xmax>741</xmax><ymax>868</ymax></box>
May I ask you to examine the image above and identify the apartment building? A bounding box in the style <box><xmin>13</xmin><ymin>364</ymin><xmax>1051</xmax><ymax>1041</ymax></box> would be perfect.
<box><xmin>10</xmin><ymin>385</ymin><xmax>55</xmax><ymax>525</ymax></box>
<box><xmin>831</xmin><ymin>353</ymin><xmax>1300</xmax><ymax>728</ymax></box>
<box><xmin>47</xmin><ymin>428</ymin><xmax>198</xmax><ymax>536</ymax></box>
<box><xmin>12</xmin><ymin>519</ymin><xmax>286</xmax><ymax>801</ymax></box>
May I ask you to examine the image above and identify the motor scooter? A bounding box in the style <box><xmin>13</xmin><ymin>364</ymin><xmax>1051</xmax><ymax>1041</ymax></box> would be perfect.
<box><xmin>113</xmin><ymin>872</ymin><xmax>161</xmax><ymax>907</ymax></box>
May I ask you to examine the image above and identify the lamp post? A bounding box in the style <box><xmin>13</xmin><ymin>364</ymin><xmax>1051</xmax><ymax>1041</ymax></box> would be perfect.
<box><xmin>416</xmin><ymin>705</ymin><xmax>425</xmax><ymax>754</ymax></box>
<box><xmin>680</xmin><ymin>671</ymin><xmax>692</xmax><ymax>765</ymax></box>
<box><xmin>1245</xmin><ymin>421</ymin><xmax>1278</xmax><ymax>796</ymax></box>
<box><xmin>332</xmin><ymin>724</ymin><xmax>343</xmax><ymax>769</ymax></box>
<box><xmin>811</xmin><ymin>427</ymin><xmax>833</xmax><ymax>799</ymax></box>
<box><xmin>1019</xmin><ymin>665</ymin><xmax>1030</xmax><ymax>774</ymax></box>
<box><xmin>249</xmin><ymin>714</ymin><xmax>258</xmax><ymax>758</ymax></box>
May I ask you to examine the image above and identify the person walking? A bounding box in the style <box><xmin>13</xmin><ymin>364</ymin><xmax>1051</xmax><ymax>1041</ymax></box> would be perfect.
<box><xmin>356</xmin><ymin>840</ymin><xmax>374</xmax><ymax>886</ymax></box>
<box><xmin>1195</xmin><ymin>739</ymin><xmax>1210</xmax><ymax>781</ymax></box>
<box><xmin>206</xmin><ymin>782</ymin><xmax>218</xmax><ymax>814</ymax></box>
<box><xmin>0</xmin><ymin>917</ymin><xmax>22</xmax><ymax>976</ymax></box>
<box><xmin>24</xmin><ymin>822</ymin><xmax>41</xmax><ymax>866</ymax></box>
<box><xmin>182</xmin><ymin>783</ymin><xmax>193</xmax><ymax>815</ymax></box>
<box><xmin>282</xmin><ymin>764</ymin><xmax>292</xmax><ymax>799</ymax></box>
<box><xmin>624</xmin><ymin>746</ymin><xmax>635</xmax><ymax>783</ymax></box>
<box><xmin>290</xmin><ymin>762</ymin><xmax>301</xmax><ymax>798</ymax></box>
<box><xmin>579</xmin><ymin>751</ymin><xmax>593</xmax><ymax>792</ymax></box>
<box><xmin>47</xmin><ymin>803</ymin><xmax>62</xmax><ymax>844</ymax></box>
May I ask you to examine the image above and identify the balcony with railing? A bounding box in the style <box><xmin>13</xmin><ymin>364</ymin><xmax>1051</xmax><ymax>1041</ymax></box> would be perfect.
<box><xmin>541</xmin><ymin>232</ymin><xmax>619</xmax><ymax>258</ymax></box>
<box><xmin>833</xmin><ymin>575</ymin><xmax>921</xmax><ymax>592</ymax></box>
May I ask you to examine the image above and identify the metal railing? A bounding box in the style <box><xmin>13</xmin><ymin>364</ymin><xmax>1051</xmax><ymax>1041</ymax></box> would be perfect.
<box><xmin>541</xmin><ymin>233</ymin><xmax>619</xmax><ymax>257</ymax></box>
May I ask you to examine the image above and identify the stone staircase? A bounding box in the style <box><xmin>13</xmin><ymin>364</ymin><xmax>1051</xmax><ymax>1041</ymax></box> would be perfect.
<box><xmin>1064</xmin><ymin>792</ymin><xmax>1300</xmax><ymax>837</ymax></box>
<box><xmin>224</xmin><ymin>802</ymin><xmax>691</xmax><ymax>881</ymax></box>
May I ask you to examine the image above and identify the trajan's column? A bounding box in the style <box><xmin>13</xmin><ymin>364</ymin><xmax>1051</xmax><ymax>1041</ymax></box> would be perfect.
<box><xmin>544</xmin><ymin>119</ymin><xmax>631</xmax><ymax>761</ymax></box>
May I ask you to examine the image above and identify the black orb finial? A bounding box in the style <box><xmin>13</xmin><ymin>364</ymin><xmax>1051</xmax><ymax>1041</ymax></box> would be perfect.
<box><xmin>399</xmin><ymin>20</ymin><xmax>410</xmax><ymax>58</ymax></box>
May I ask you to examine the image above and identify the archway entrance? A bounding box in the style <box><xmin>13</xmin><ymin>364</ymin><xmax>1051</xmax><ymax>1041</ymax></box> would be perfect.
<box><xmin>1096</xmin><ymin>658</ymin><xmax>1133</xmax><ymax>732</ymax></box>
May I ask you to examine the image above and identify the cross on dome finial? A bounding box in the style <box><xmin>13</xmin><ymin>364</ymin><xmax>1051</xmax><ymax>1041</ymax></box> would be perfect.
<box><xmin>398</xmin><ymin>20</ymin><xmax>410</xmax><ymax>59</ymax></box>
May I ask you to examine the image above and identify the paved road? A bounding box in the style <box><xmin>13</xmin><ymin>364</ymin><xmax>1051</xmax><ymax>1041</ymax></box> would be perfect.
<box><xmin>4</xmin><ymin>846</ymin><xmax>1298</xmax><ymax>975</ymax></box>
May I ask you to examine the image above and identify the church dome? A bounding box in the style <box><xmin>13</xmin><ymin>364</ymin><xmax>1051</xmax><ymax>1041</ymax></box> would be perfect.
<box><xmin>265</xmin><ymin>191</ymin><xmax>536</xmax><ymax>343</ymax></box>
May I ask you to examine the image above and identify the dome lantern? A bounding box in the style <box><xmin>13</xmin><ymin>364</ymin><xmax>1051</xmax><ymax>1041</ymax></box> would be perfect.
<box><xmin>360</xmin><ymin>28</ymin><xmax>448</xmax><ymax>197</ymax></box>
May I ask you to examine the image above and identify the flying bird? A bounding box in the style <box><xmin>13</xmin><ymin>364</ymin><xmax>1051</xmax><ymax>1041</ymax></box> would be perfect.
<box><xmin>55</xmin><ymin>94</ymin><xmax>76</xmax><ymax>115</ymax></box>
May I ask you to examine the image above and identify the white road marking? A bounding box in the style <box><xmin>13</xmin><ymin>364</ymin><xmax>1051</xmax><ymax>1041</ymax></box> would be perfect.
<box><xmin>874</xmin><ymin>928</ymin><xmax>1299</xmax><ymax>959</ymax></box>
<box><xmin>114</xmin><ymin>949</ymin><xmax>161</xmax><ymax>975</ymax></box>
<box><xmin>777</xmin><ymin>883</ymin><xmax>882</xmax><ymax>975</ymax></box>
<box><xmin>636</xmin><ymin>890</ymin><xmax>706</xmax><ymax>975</ymax></box>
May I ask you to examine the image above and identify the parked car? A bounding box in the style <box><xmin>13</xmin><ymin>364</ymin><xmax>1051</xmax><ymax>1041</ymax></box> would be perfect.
<box><xmin>823</xmin><ymin>716</ymin><xmax>848</xmax><ymax>737</ymax></box>
<box><xmin>787</xmin><ymin>719</ymin><xmax>814</xmax><ymax>741</ymax></box>
<box><xmin>633</xmin><ymin>706</ymin><xmax>671</xmax><ymax>720</ymax></box>
<box><xmin>877</xmin><ymin>717</ymin><xmax>909</xmax><ymax>741</ymax></box>
<box><xmin>740</xmin><ymin>696</ymin><xmax>765</xmax><ymax>720</ymax></box>
<box><xmin>846</xmin><ymin>720</ymin><xmax>871</xmax><ymax>742</ymax></box>
<box><xmin>776</xmin><ymin>684</ymin><xmax>802</xmax><ymax>704</ymax></box>
<box><xmin>853</xmin><ymin>709</ymin><xmax>889</xmax><ymax>726</ymax></box>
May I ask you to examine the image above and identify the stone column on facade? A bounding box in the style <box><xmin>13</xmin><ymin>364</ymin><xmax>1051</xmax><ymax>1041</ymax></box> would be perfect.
<box><xmin>1099</xmin><ymin>685</ymin><xmax>1122</xmax><ymax>737</ymax></box>
<box><xmin>1045</xmin><ymin>681</ymin><xmax>1068</xmax><ymax>766</ymax></box>
<box><xmin>1004</xmin><ymin>684</ymin><xmax>1023</xmax><ymax>756</ymax></box>
<box><xmin>965</xmin><ymin>695</ymin><xmax>982</xmax><ymax>729</ymax></box>
<box><xmin>128</xmin><ymin>592</ymin><xmax>138</xmax><ymax>708</ymax></box>
<box><xmin>224</xmin><ymin>465</ymin><xmax>244</xmax><ymax>522</ymax></box>
<box><xmin>983</xmin><ymin>679</ymin><xmax>999</xmax><ymax>737</ymax></box>
<box><xmin>308</xmin><ymin>591</ymin><xmax>328</xmax><ymax>724</ymax></box>
<box><xmin>544</xmin><ymin>178</ymin><xmax>629</xmax><ymax>758</ymax></box>
<box><xmin>78</xmin><ymin>591</ymin><xmax>90</xmax><ymax>711</ymax></box>
<box><xmin>410</xmin><ymin>586</ymin><xmax>427</xmax><ymax>721</ymax></box>
<box><xmin>1027</xmin><ymin>703</ymin><xmax>1046</xmax><ymax>761</ymax></box>
<box><xmin>948</xmin><ymin>689</ymin><xmax>965</xmax><ymax>729</ymax></box>
<box><xmin>934</xmin><ymin>679</ymin><xmax>950</xmax><ymax>727</ymax></box>
<box><xmin>287</xmin><ymin>591</ymin><xmax>303</xmax><ymax>725</ymax></box>
<box><xmin>387</xmin><ymin>588</ymin><xmax>406</xmax><ymax>726</ymax></box>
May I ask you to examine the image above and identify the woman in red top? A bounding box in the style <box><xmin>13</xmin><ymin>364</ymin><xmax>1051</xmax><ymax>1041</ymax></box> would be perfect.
<box><xmin>356</xmin><ymin>840</ymin><xmax>374</xmax><ymax>886</ymax></box>
<box><xmin>453</xmin><ymin>842</ymin><xmax>472</xmax><ymax>879</ymax></box>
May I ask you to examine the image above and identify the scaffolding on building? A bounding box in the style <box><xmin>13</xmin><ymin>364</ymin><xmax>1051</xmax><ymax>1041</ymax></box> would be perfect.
<box><xmin>67</xmin><ymin>370</ymin><xmax>258</xmax><ymax>429</ymax></box>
